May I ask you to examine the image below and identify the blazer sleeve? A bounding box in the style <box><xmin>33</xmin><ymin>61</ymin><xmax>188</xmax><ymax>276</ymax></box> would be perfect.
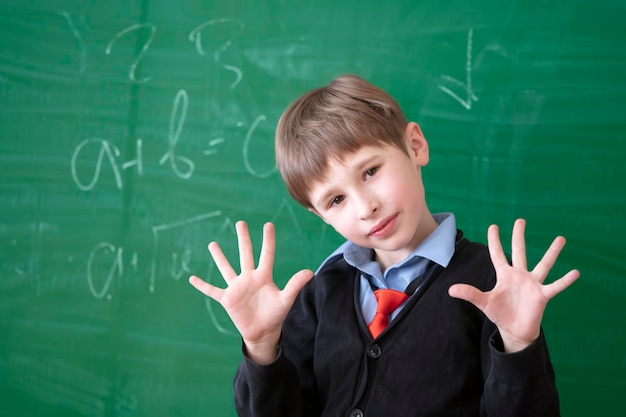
<box><xmin>458</xmin><ymin>241</ymin><xmax>561</xmax><ymax>416</ymax></box>
<box><xmin>480</xmin><ymin>327</ymin><xmax>560</xmax><ymax>416</ymax></box>
<box><xmin>233</xmin><ymin>278</ymin><xmax>320</xmax><ymax>417</ymax></box>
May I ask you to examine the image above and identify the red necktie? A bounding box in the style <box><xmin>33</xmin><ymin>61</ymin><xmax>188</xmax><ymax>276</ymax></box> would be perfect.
<box><xmin>368</xmin><ymin>289</ymin><xmax>409</xmax><ymax>338</ymax></box>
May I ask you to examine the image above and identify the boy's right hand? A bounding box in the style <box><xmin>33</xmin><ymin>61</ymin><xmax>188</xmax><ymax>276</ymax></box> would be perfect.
<box><xmin>189</xmin><ymin>221</ymin><xmax>314</xmax><ymax>365</ymax></box>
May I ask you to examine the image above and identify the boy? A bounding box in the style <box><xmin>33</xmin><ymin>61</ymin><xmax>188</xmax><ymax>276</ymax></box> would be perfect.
<box><xmin>189</xmin><ymin>74</ymin><xmax>579</xmax><ymax>416</ymax></box>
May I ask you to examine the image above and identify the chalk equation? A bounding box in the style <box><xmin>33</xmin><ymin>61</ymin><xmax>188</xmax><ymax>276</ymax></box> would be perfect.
<box><xmin>70</xmin><ymin>88</ymin><xmax>273</xmax><ymax>191</ymax></box>
<box><xmin>86</xmin><ymin>211</ymin><xmax>222</xmax><ymax>300</ymax></box>
<box><xmin>0</xmin><ymin>197</ymin><xmax>311</xmax><ymax>335</ymax></box>
<box><xmin>0</xmin><ymin>208</ymin><xmax>290</xmax><ymax>336</ymax></box>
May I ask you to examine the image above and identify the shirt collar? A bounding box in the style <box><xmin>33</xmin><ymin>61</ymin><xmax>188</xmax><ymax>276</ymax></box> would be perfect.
<box><xmin>317</xmin><ymin>213</ymin><xmax>457</xmax><ymax>274</ymax></box>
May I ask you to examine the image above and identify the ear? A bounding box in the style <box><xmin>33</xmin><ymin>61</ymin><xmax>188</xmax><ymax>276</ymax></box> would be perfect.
<box><xmin>404</xmin><ymin>122</ymin><xmax>429</xmax><ymax>166</ymax></box>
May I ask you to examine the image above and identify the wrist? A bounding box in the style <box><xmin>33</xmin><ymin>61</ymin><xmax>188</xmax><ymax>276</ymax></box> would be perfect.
<box><xmin>499</xmin><ymin>329</ymin><xmax>540</xmax><ymax>353</ymax></box>
<box><xmin>243</xmin><ymin>334</ymin><xmax>281</xmax><ymax>365</ymax></box>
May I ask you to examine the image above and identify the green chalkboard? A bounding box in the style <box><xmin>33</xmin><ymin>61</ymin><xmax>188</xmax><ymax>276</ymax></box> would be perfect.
<box><xmin>1</xmin><ymin>0</ymin><xmax>625</xmax><ymax>416</ymax></box>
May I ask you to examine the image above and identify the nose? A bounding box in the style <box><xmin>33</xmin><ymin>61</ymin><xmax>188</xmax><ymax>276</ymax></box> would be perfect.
<box><xmin>355</xmin><ymin>190</ymin><xmax>379</xmax><ymax>220</ymax></box>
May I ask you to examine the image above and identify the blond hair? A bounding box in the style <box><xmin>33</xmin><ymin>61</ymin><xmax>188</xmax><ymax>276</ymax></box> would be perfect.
<box><xmin>275</xmin><ymin>74</ymin><xmax>409</xmax><ymax>208</ymax></box>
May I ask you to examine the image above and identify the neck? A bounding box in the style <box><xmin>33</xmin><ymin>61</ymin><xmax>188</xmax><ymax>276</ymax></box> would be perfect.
<box><xmin>374</xmin><ymin>212</ymin><xmax>438</xmax><ymax>271</ymax></box>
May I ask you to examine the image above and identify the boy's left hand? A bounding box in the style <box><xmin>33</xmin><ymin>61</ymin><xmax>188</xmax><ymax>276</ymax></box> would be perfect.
<box><xmin>448</xmin><ymin>219</ymin><xmax>580</xmax><ymax>353</ymax></box>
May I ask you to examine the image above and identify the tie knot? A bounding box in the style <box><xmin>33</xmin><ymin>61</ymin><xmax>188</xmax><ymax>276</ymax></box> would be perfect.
<box><xmin>368</xmin><ymin>289</ymin><xmax>409</xmax><ymax>338</ymax></box>
<box><xmin>374</xmin><ymin>289</ymin><xmax>409</xmax><ymax>315</ymax></box>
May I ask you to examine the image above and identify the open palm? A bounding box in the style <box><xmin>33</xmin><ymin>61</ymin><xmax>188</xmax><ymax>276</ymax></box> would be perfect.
<box><xmin>189</xmin><ymin>221</ymin><xmax>314</xmax><ymax>363</ymax></box>
<box><xmin>448</xmin><ymin>219</ymin><xmax>580</xmax><ymax>352</ymax></box>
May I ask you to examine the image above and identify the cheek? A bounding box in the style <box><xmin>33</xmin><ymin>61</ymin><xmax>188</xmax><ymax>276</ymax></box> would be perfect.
<box><xmin>381</xmin><ymin>176</ymin><xmax>408</xmax><ymax>202</ymax></box>
<box><xmin>327</xmin><ymin>211</ymin><xmax>357</xmax><ymax>236</ymax></box>
<box><xmin>381</xmin><ymin>170</ymin><xmax>424</xmax><ymax>207</ymax></box>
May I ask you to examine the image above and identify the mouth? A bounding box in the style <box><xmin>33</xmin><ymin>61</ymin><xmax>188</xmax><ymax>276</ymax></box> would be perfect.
<box><xmin>368</xmin><ymin>214</ymin><xmax>398</xmax><ymax>237</ymax></box>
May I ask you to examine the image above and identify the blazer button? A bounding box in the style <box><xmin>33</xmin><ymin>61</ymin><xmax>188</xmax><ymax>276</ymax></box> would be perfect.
<box><xmin>367</xmin><ymin>344</ymin><xmax>382</xmax><ymax>359</ymax></box>
<box><xmin>349</xmin><ymin>408</ymin><xmax>364</xmax><ymax>417</ymax></box>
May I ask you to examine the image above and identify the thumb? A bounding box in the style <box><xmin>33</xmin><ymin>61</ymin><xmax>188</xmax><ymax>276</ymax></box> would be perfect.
<box><xmin>448</xmin><ymin>283</ymin><xmax>488</xmax><ymax>311</ymax></box>
<box><xmin>281</xmin><ymin>269</ymin><xmax>315</xmax><ymax>304</ymax></box>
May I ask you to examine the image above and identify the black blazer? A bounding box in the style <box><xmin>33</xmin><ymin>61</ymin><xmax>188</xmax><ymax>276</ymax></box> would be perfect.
<box><xmin>234</xmin><ymin>232</ymin><xmax>559</xmax><ymax>417</ymax></box>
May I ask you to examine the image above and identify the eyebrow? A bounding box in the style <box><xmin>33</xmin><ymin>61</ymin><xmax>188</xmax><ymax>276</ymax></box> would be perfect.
<box><xmin>349</xmin><ymin>153</ymin><xmax>379</xmax><ymax>172</ymax></box>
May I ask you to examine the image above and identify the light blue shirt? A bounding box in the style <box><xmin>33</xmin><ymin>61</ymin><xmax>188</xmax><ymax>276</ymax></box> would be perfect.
<box><xmin>317</xmin><ymin>213</ymin><xmax>457</xmax><ymax>324</ymax></box>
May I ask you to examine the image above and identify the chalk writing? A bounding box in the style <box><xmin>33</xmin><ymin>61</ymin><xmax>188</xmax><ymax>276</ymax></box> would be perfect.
<box><xmin>203</xmin><ymin>138</ymin><xmax>225</xmax><ymax>156</ymax></box>
<box><xmin>188</xmin><ymin>19</ymin><xmax>245</xmax><ymax>89</ymax></box>
<box><xmin>84</xmin><ymin>211</ymin><xmax>222</xmax><ymax>300</ymax></box>
<box><xmin>105</xmin><ymin>23</ymin><xmax>157</xmax><ymax>84</ymax></box>
<box><xmin>70</xmin><ymin>124</ymin><xmax>270</xmax><ymax>190</ymax></box>
<box><xmin>438</xmin><ymin>28</ymin><xmax>479</xmax><ymax>110</ymax></box>
<box><xmin>150</xmin><ymin>211</ymin><xmax>222</xmax><ymax>293</ymax></box>
<box><xmin>242</xmin><ymin>114</ymin><xmax>277</xmax><ymax>178</ymax></box>
<box><xmin>70</xmin><ymin>93</ymin><xmax>218</xmax><ymax>190</ymax></box>
<box><xmin>158</xmin><ymin>89</ymin><xmax>194</xmax><ymax>179</ymax></box>
<box><xmin>71</xmin><ymin>138</ymin><xmax>124</xmax><ymax>191</ymax></box>
<box><xmin>170</xmin><ymin>249</ymin><xmax>192</xmax><ymax>281</ymax></box>
<box><xmin>121</xmin><ymin>138</ymin><xmax>144</xmax><ymax>174</ymax></box>
<box><xmin>87</xmin><ymin>242</ymin><xmax>123</xmax><ymax>300</ymax></box>
<box><xmin>70</xmin><ymin>137</ymin><xmax>143</xmax><ymax>190</ymax></box>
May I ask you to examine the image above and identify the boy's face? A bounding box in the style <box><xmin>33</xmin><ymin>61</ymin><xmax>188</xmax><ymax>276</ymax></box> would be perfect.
<box><xmin>307</xmin><ymin>123</ymin><xmax>436</xmax><ymax>269</ymax></box>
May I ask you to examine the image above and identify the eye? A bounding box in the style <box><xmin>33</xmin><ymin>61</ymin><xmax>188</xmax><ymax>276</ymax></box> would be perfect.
<box><xmin>329</xmin><ymin>195</ymin><xmax>345</xmax><ymax>208</ymax></box>
<box><xmin>364</xmin><ymin>166</ymin><xmax>378</xmax><ymax>180</ymax></box>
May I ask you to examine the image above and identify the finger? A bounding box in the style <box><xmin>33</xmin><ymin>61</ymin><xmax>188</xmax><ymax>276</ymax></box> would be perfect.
<box><xmin>532</xmin><ymin>236</ymin><xmax>566</xmax><ymax>281</ymax></box>
<box><xmin>208</xmin><ymin>241</ymin><xmax>237</xmax><ymax>280</ymax></box>
<box><xmin>236</xmin><ymin>220</ymin><xmax>255</xmax><ymax>271</ymax></box>
<box><xmin>448</xmin><ymin>283</ymin><xmax>488</xmax><ymax>311</ymax></box>
<box><xmin>258</xmin><ymin>222</ymin><xmax>276</xmax><ymax>271</ymax></box>
<box><xmin>281</xmin><ymin>269</ymin><xmax>314</xmax><ymax>304</ymax></box>
<box><xmin>487</xmin><ymin>224</ymin><xmax>509</xmax><ymax>270</ymax></box>
<box><xmin>511</xmin><ymin>218</ymin><xmax>528</xmax><ymax>270</ymax></box>
<box><xmin>543</xmin><ymin>269</ymin><xmax>580</xmax><ymax>300</ymax></box>
<box><xmin>189</xmin><ymin>275</ymin><xmax>224</xmax><ymax>302</ymax></box>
